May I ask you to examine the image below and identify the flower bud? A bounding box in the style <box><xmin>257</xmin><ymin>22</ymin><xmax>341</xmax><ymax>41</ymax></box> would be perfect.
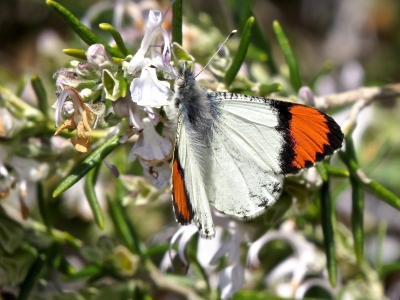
<box><xmin>86</xmin><ymin>44</ymin><xmax>117</xmax><ymax>72</ymax></box>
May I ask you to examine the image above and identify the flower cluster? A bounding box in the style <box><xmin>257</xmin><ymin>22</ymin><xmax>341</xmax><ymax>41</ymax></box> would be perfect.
<box><xmin>53</xmin><ymin>4</ymin><xmax>174</xmax><ymax>188</ymax></box>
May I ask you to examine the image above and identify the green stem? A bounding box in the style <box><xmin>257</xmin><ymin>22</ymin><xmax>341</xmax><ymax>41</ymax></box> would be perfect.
<box><xmin>339</xmin><ymin>151</ymin><xmax>400</xmax><ymax>211</ymax></box>
<box><xmin>172</xmin><ymin>0</ymin><xmax>183</xmax><ymax>45</ymax></box>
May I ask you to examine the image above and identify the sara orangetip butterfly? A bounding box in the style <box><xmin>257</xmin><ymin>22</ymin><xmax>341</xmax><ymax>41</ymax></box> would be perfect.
<box><xmin>170</xmin><ymin>64</ymin><xmax>343</xmax><ymax>239</ymax></box>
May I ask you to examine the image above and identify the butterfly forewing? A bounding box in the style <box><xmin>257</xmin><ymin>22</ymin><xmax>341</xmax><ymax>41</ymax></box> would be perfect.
<box><xmin>172</xmin><ymin>113</ymin><xmax>216</xmax><ymax>238</ymax></box>
<box><xmin>213</xmin><ymin>93</ymin><xmax>344</xmax><ymax>175</ymax></box>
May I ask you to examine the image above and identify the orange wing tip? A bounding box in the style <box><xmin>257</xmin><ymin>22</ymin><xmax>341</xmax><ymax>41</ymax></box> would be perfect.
<box><xmin>171</xmin><ymin>155</ymin><xmax>194</xmax><ymax>225</ymax></box>
<box><xmin>277</xmin><ymin>103</ymin><xmax>343</xmax><ymax>174</ymax></box>
<box><xmin>290</xmin><ymin>105</ymin><xmax>343</xmax><ymax>169</ymax></box>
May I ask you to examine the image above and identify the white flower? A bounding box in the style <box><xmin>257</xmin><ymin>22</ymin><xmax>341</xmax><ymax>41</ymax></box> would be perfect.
<box><xmin>126</xmin><ymin>9</ymin><xmax>172</xmax><ymax>74</ymax></box>
<box><xmin>164</xmin><ymin>215</ymin><xmax>247</xmax><ymax>299</ymax></box>
<box><xmin>129</xmin><ymin>117</ymin><xmax>172</xmax><ymax>163</ymax></box>
<box><xmin>247</xmin><ymin>220</ymin><xmax>327</xmax><ymax>297</ymax></box>
<box><xmin>125</xmin><ymin>5</ymin><xmax>175</xmax><ymax>109</ymax></box>
<box><xmin>130</xmin><ymin>67</ymin><xmax>172</xmax><ymax>107</ymax></box>
<box><xmin>139</xmin><ymin>159</ymin><xmax>171</xmax><ymax>190</ymax></box>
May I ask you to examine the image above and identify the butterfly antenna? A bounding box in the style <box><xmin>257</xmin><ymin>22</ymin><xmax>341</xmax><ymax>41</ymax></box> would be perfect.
<box><xmin>194</xmin><ymin>30</ymin><xmax>237</xmax><ymax>78</ymax></box>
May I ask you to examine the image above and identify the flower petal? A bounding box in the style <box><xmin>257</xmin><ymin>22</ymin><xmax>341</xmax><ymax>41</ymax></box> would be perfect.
<box><xmin>130</xmin><ymin>68</ymin><xmax>172</xmax><ymax>107</ymax></box>
<box><xmin>141</xmin><ymin>160</ymin><xmax>171</xmax><ymax>190</ymax></box>
<box><xmin>219</xmin><ymin>263</ymin><xmax>244</xmax><ymax>299</ymax></box>
<box><xmin>129</xmin><ymin>118</ymin><xmax>172</xmax><ymax>163</ymax></box>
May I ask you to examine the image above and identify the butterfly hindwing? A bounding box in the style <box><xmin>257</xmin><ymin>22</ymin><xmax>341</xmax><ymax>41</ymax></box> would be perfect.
<box><xmin>204</xmin><ymin>97</ymin><xmax>285</xmax><ymax>218</ymax></box>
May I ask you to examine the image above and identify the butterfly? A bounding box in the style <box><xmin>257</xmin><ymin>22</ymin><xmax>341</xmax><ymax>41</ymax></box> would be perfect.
<box><xmin>170</xmin><ymin>63</ymin><xmax>343</xmax><ymax>239</ymax></box>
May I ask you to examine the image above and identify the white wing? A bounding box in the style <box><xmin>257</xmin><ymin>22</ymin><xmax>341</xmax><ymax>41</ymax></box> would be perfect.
<box><xmin>204</xmin><ymin>99</ymin><xmax>285</xmax><ymax>219</ymax></box>
<box><xmin>172</xmin><ymin>113</ymin><xmax>216</xmax><ymax>238</ymax></box>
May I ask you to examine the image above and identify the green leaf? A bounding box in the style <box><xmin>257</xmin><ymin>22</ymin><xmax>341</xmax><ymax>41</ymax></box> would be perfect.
<box><xmin>84</xmin><ymin>164</ymin><xmax>104</xmax><ymax>229</ymax></box>
<box><xmin>172</xmin><ymin>0</ymin><xmax>183</xmax><ymax>45</ymax></box>
<box><xmin>46</xmin><ymin>0</ymin><xmax>124</xmax><ymax>58</ymax></box>
<box><xmin>259</xmin><ymin>83</ymin><xmax>281</xmax><ymax>96</ymax></box>
<box><xmin>99</xmin><ymin>23</ymin><xmax>130</xmax><ymax>56</ymax></box>
<box><xmin>116</xmin><ymin>179</ymin><xmax>147</xmax><ymax>256</ymax></box>
<box><xmin>63</xmin><ymin>264</ymin><xmax>103</xmax><ymax>281</ymax></box>
<box><xmin>0</xmin><ymin>86</ymin><xmax>43</xmax><ymax>122</ymax></box>
<box><xmin>224</xmin><ymin>16</ymin><xmax>255</xmax><ymax>88</ymax></box>
<box><xmin>31</xmin><ymin>75</ymin><xmax>48</xmax><ymax>119</ymax></box>
<box><xmin>16</xmin><ymin>77</ymin><xmax>27</xmax><ymax>97</ymax></box>
<box><xmin>107</xmin><ymin>196</ymin><xmax>136</xmax><ymax>254</ymax></box>
<box><xmin>345</xmin><ymin>135</ymin><xmax>364</xmax><ymax>263</ymax></box>
<box><xmin>172</xmin><ymin>42</ymin><xmax>194</xmax><ymax>62</ymax></box>
<box><xmin>37</xmin><ymin>182</ymin><xmax>53</xmax><ymax>234</ymax></box>
<box><xmin>63</xmin><ymin>48</ymin><xmax>87</xmax><ymax>60</ymax></box>
<box><xmin>273</xmin><ymin>20</ymin><xmax>302</xmax><ymax>92</ymax></box>
<box><xmin>320</xmin><ymin>180</ymin><xmax>337</xmax><ymax>287</ymax></box>
<box><xmin>17</xmin><ymin>253</ymin><xmax>46</xmax><ymax>300</ymax></box>
<box><xmin>316</xmin><ymin>163</ymin><xmax>328</xmax><ymax>182</ymax></box>
<box><xmin>53</xmin><ymin>135</ymin><xmax>122</xmax><ymax>197</ymax></box>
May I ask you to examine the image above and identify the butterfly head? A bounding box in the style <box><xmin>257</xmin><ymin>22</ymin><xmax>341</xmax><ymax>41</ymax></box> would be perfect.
<box><xmin>175</xmin><ymin>62</ymin><xmax>196</xmax><ymax>90</ymax></box>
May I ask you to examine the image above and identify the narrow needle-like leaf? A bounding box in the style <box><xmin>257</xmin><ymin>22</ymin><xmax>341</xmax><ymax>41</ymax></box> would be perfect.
<box><xmin>31</xmin><ymin>75</ymin><xmax>48</xmax><ymax>119</ymax></box>
<box><xmin>346</xmin><ymin>135</ymin><xmax>364</xmax><ymax>263</ymax></box>
<box><xmin>273</xmin><ymin>20</ymin><xmax>302</xmax><ymax>92</ymax></box>
<box><xmin>53</xmin><ymin>135</ymin><xmax>121</xmax><ymax>197</ymax></box>
<box><xmin>37</xmin><ymin>182</ymin><xmax>52</xmax><ymax>234</ymax></box>
<box><xmin>99</xmin><ymin>23</ymin><xmax>129</xmax><ymax>56</ymax></box>
<box><xmin>320</xmin><ymin>178</ymin><xmax>337</xmax><ymax>287</ymax></box>
<box><xmin>17</xmin><ymin>254</ymin><xmax>46</xmax><ymax>300</ymax></box>
<box><xmin>84</xmin><ymin>164</ymin><xmax>104</xmax><ymax>229</ymax></box>
<box><xmin>224</xmin><ymin>16</ymin><xmax>255</xmax><ymax>88</ymax></box>
<box><xmin>46</xmin><ymin>0</ymin><xmax>124</xmax><ymax>58</ymax></box>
